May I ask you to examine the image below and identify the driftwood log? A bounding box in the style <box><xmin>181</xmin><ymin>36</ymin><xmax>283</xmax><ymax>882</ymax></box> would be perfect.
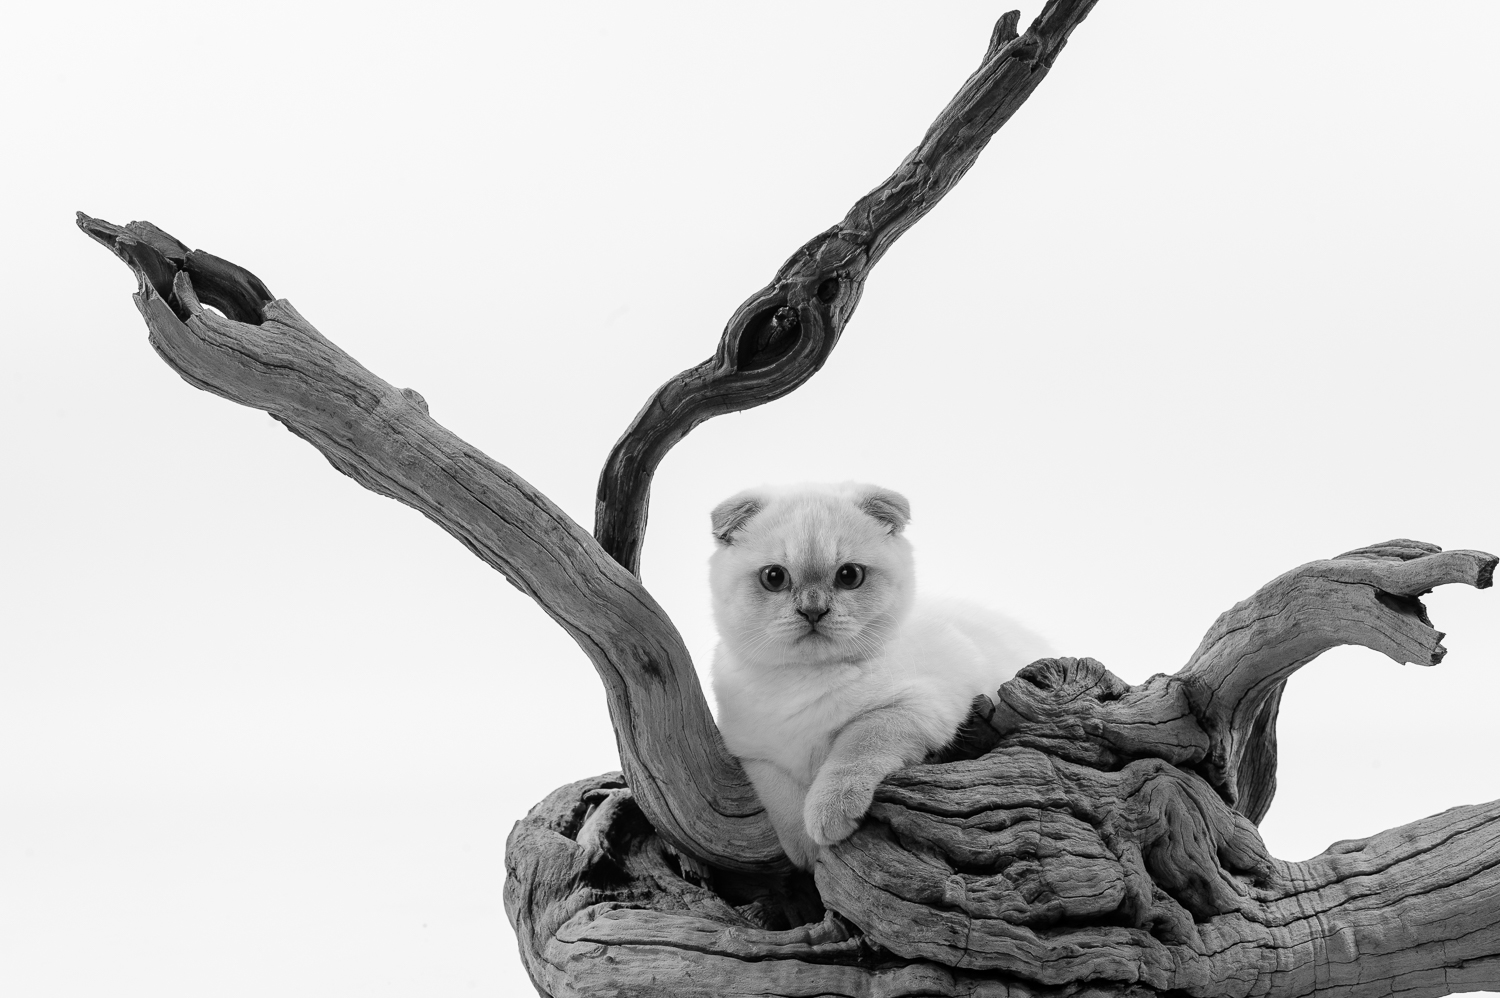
<box><xmin>81</xmin><ymin>3</ymin><xmax>1500</xmax><ymax>996</ymax></box>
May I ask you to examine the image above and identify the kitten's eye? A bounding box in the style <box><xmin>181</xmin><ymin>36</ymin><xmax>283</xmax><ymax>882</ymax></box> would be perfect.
<box><xmin>759</xmin><ymin>565</ymin><xmax>790</xmax><ymax>592</ymax></box>
<box><xmin>834</xmin><ymin>563</ymin><xmax>865</xmax><ymax>589</ymax></box>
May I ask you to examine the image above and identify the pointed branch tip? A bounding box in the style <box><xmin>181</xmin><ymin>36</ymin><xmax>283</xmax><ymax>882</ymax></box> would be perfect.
<box><xmin>988</xmin><ymin>11</ymin><xmax>1023</xmax><ymax>57</ymax></box>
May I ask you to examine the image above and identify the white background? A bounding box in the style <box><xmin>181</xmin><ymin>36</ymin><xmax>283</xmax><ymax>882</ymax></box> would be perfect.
<box><xmin>4</xmin><ymin>2</ymin><xmax>1499</xmax><ymax>995</ymax></box>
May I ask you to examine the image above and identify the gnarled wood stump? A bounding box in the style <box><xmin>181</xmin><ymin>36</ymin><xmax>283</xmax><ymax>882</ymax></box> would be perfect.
<box><xmin>81</xmin><ymin>2</ymin><xmax>1500</xmax><ymax>995</ymax></box>
<box><xmin>505</xmin><ymin>542</ymin><xmax>1500</xmax><ymax>996</ymax></box>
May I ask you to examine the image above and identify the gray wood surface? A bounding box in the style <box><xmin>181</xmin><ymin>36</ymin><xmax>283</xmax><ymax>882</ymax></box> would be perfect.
<box><xmin>505</xmin><ymin>544</ymin><xmax>1499</xmax><ymax>997</ymax></box>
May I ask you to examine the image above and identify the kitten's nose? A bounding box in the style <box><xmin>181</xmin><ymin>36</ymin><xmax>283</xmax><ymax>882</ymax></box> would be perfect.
<box><xmin>797</xmin><ymin>605</ymin><xmax>828</xmax><ymax>625</ymax></box>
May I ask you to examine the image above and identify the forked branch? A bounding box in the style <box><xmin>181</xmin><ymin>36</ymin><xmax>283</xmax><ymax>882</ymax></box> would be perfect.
<box><xmin>80</xmin><ymin>0</ymin><xmax>1100</xmax><ymax>875</ymax></box>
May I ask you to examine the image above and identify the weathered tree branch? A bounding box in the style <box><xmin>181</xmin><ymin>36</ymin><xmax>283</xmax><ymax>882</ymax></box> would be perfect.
<box><xmin>938</xmin><ymin>540</ymin><xmax>1495</xmax><ymax>825</ymax></box>
<box><xmin>593</xmin><ymin>0</ymin><xmax>1099</xmax><ymax>575</ymax></box>
<box><xmin>1178</xmin><ymin>539</ymin><xmax>1495</xmax><ymax>822</ymax></box>
<box><xmin>77</xmin><ymin>212</ymin><xmax>779</xmax><ymax>872</ymax></box>
<box><xmin>506</xmin><ymin>541</ymin><xmax>1500</xmax><ymax>997</ymax></box>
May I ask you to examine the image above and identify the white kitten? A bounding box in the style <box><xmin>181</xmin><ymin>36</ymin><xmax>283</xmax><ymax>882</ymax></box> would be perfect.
<box><xmin>708</xmin><ymin>482</ymin><xmax>1049</xmax><ymax>869</ymax></box>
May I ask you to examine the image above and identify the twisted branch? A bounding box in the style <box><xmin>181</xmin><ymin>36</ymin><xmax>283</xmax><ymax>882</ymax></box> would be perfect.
<box><xmin>1178</xmin><ymin>539</ymin><xmax>1496</xmax><ymax>821</ymax></box>
<box><xmin>77</xmin><ymin>212</ymin><xmax>780</xmax><ymax>871</ymax></box>
<box><xmin>593</xmin><ymin>0</ymin><xmax>1100</xmax><ymax>575</ymax></box>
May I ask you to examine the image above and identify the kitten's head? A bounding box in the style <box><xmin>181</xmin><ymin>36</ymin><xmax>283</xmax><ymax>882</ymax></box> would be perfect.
<box><xmin>708</xmin><ymin>482</ymin><xmax>915</xmax><ymax>670</ymax></box>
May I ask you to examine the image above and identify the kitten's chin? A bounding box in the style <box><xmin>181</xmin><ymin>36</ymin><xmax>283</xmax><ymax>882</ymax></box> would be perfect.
<box><xmin>730</xmin><ymin>632</ymin><xmax>850</xmax><ymax>670</ymax></box>
<box><xmin>791</xmin><ymin>630</ymin><xmax>874</xmax><ymax>667</ymax></box>
<box><xmin>725</xmin><ymin>616</ymin><xmax>890</xmax><ymax>668</ymax></box>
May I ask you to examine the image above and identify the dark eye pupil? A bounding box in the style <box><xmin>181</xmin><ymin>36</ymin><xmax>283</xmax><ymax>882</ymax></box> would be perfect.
<box><xmin>836</xmin><ymin>564</ymin><xmax>863</xmax><ymax>588</ymax></box>
<box><xmin>760</xmin><ymin>565</ymin><xmax>788</xmax><ymax>591</ymax></box>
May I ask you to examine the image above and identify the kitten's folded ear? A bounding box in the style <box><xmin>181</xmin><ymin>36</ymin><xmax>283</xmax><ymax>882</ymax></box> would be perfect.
<box><xmin>711</xmin><ymin>493</ymin><xmax>764</xmax><ymax>545</ymax></box>
<box><xmin>858</xmin><ymin>487</ymin><xmax>911</xmax><ymax>535</ymax></box>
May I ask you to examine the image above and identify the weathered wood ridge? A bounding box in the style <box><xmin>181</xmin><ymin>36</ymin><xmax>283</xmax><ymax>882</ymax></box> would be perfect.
<box><xmin>82</xmin><ymin>3</ymin><xmax>1500</xmax><ymax>996</ymax></box>
<box><xmin>503</xmin><ymin>542</ymin><xmax>1500</xmax><ymax>996</ymax></box>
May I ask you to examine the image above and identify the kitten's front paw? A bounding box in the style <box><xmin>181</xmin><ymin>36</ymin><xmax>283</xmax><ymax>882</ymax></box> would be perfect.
<box><xmin>803</xmin><ymin>770</ymin><xmax>877</xmax><ymax>847</ymax></box>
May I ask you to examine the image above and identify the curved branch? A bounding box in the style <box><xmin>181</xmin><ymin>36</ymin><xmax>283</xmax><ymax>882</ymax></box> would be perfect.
<box><xmin>1177</xmin><ymin>539</ymin><xmax>1496</xmax><ymax>820</ymax></box>
<box><xmin>77</xmin><ymin>213</ymin><xmax>782</xmax><ymax>872</ymax></box>
<box><xmin>593</xmin><ymin>0</ymin><xmax>1100</xmax><ymax>575</ymax></box>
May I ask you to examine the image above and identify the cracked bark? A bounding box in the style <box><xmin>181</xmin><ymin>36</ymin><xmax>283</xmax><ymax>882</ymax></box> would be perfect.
<box><xmin>507</xmin><ymin>543</ymin><xmax>1500</xmax><ymax>997</ymax></box>
<box><xmin>81</xmin><ymin>1</ymin><xmax>1500</xmax><ymax>995</ymax></box>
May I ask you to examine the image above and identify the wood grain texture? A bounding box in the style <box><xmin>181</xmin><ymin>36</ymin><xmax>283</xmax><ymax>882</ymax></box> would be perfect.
<box><xmin>511</xmin><ymin>773</ymin><xmax>1500</xmax><ymax>998</ymax></box>
<box><xmin>504</xmin><ymin>542</ymin><xmax>1500</xmax><ymax>996</ymax></box>
<box><xmin>1177</xmin><ymin>539</ymin><xmax>1496</xmax><ymax>822</ymax></box>
<box><xmin>76</xmin><ymin>212</ymin><xmax>783</xmax><ymax>872</ymax></box>
<box><xmin>592</xmin><ymin>0</ymin><xmax>1099</xmax><ymax>575</ymax></box>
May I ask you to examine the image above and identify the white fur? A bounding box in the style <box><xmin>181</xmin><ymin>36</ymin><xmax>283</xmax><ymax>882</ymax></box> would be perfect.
<box><xmin>708</xmin><ymin>482</ymin><xmax>1049</xmax><ymax>869</ymax></box>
